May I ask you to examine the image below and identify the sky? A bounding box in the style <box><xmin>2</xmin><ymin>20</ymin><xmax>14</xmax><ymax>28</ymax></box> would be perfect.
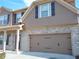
<box><xmin>0</xmin><ymin>0</ymin><xmax>35</xmax><ymax>10</ymax></box>
<box><xmin>75</xmin><ymin>0</ymin><xmax>79</xmax><ymax>9</ymax></box>
<box><xmin>0</xmin><ymin>0</ymin><xmax>79</xmax><ymax>10</ymax></box>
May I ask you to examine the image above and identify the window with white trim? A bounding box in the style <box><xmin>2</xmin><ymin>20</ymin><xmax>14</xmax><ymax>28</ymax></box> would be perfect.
<box><xmin>0</xmin><ymin>35</ymin><xmax>3</xmax><ymax>45</ymax></box>
<box><xmin>16</xmin><ymin>13</ymin><xmax>22</xmax><ymax>23</ymax></box>
<box><xmin>0</xmin><ymin>15</ymin><xmax>8</xmax><ymax>25</ymax></box>
<box><xmin>38</xmin><ymin>3</ymin><xmax>51</xmax><ymax>18</ymax></box>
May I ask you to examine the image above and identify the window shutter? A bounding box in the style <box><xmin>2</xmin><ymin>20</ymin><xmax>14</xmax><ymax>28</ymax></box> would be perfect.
<box><xmin>21</xmin><ymin>12</ymin><xmax>24</xmax><ymax>16</ymax></box>
<box><xmin>35</xmin><ymin>6</ymin><xmax>38</xmax><ymax>18</ymax></box>
<box><xmin>51</xmin><ymin>2</ymin><xmax>55</xmax><ymax>16</ymax></box>
<box><xmin>6</xmin><ymin>34</ymin><xmax>10</xmax><ymax>45</ymax></box>
<box><xmin>7</xmin><ymin>14</ymin><xmax>10</xmax><ymax>24</ymax></box>
<box><xmin>13</xmin><ymin>14</ymin><xmax>16</xmax><ymax>25</ymax></box>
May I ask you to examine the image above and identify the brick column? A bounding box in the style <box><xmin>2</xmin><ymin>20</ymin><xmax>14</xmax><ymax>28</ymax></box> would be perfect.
<box><xmin>71</xmin><ymin>28</ymin><xmax>79</xmax><ymax>56</ymax></box>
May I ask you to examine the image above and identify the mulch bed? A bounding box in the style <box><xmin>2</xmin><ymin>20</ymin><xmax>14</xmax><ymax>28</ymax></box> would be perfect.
<box><xmin>0</xmin><ymin>52</ymin><xmax>5</xmax><ymax>59</ymax></box>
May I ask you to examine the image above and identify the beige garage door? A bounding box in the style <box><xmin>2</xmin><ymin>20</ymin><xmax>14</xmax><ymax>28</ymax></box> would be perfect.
<box><xmin>30</xmin><ymin>33</ymin><xmax>72</xmax><ymax>54</ymax></box>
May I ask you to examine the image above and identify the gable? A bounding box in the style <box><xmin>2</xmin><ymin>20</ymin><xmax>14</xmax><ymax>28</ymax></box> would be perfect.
<box><xmin>0</xmin><ymin>7</ymin><xmax>11</xmax><ymax>16</ymax></box>
<box><xmin>22</xmin><ymin>1</ymin><xmax>77</xmax><ymax>30</ymax></box>
<box><xmin>21</xmin><ymin>0</ymin><xmax>78</xmax><ymax>23</ymax></box>
<box><xmin>55</xmin><ymin>0</ymin><xmax>77</xmax><ymax>14</ymax></box>
<box><xmin>64</xmin><ymin>0</ymin><xmax>74</xmax><ymax>3</ymax></box>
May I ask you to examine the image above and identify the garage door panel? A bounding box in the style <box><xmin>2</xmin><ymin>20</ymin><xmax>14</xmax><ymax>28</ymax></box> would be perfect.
<box><xmin>30</xmin><ymin>33</ymin><xmax>71</xmax><ymax>54</ymax></box>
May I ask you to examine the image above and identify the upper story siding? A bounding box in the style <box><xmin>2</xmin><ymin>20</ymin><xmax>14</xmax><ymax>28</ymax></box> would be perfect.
<box><xmin>0</xmin><ymin>7</ymin><xmax>11</xmax><ymax>26</ymax></box>
<box><xmin>0</xmin><ymin>7</ymin><xmax>27</xmax><ymax>26</ymax></box>
<box><xmin>23</xmin><ymin>1</ymin><xmax>77</xmax><ymax>29</ymax></box>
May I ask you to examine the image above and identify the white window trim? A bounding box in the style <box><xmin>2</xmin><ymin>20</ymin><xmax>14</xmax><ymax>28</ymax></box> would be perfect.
<box><xmin>49</xmin><ymin>3</ymin><xmax>51</xmax><ymax>16</ymax></box>
<box><xmin>38</xmin><ymin>3</ymin><xmax>51</xmax><ymax>18</ymax></box>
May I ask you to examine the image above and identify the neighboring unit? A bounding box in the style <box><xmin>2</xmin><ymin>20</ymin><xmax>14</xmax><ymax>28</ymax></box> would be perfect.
<box><xmin>0</xmin><ymin>7</ymin><xmax>27</xmax><ymax>53</ymax></box>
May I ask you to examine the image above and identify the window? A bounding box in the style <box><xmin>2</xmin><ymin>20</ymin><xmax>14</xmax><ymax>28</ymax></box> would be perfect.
<box><xmin>21</xmin><ymin>12</ymin><xmax>24</xmax><ymax>16</ymax></box>
<box><xmin>38</xmin><ymin>3</ymin><xmax>51</xmax><ymax>18</ymax></box>
<box><xmin>35</xmin><ymin>2</ymin><xmax>55</xmax><ymax>18</ymax></box>
<box><xmin>0</xmin><ymin>15</ymin><xmax>8</xmax><ymax>25</ymax></box>
<box><xmin>0</xmin><ymin>34</ymin><xmax>10</xmax><ymax>45</ymax></box>
<box><xmin>0</xmin><ymin>35</ymin><xmax>3</xmax><ymax>45</ymax></box>
<box><xmin>16</xmin><ymin>13</ymin><xmax>21</xmax><ymax>23</ymax></box>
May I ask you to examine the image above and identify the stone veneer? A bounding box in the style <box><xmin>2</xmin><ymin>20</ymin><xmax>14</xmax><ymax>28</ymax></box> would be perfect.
<box><xmin>26</xmin><ymin>24</ymin><xmax>79</xmax><ymax>56</ymax></box>
<box><xmin>71</xmin><ymin>27</ymin><xmax>79</xmax><ymax>56</ymax></box>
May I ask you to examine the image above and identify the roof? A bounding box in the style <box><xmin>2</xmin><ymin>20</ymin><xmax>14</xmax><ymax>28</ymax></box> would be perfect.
<box><xmin>0</xmin><ymin>6</ymin><xmax>12</xmax><ymax>12</ymax></box>
<box><xmin>0</xmin><ymin>6</ymin><xmax>28</xmax><ymax>13</ymax></box>
<box><xmin>12</xmin><ymin>7</ymin><xmax>28</xmax><ymax>13</ymax></box>
<box><xmin>20</xmin><ymin>0</ymin><xmax>79</xmax><ymax>23</ymax></box>
<box><xmin>64</xmin><ymin>0</ymin><xmax>74</xmax><ymax>3</ymax></box>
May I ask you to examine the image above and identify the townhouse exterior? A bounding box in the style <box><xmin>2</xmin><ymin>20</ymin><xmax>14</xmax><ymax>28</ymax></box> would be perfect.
<box><xmin>0</xmin><ymin>0</ymin><xmax>79</xmax><ymax>57</ymax></box>
<box><xmin>0</xmin><ymin>7</ymin><xmax>27</xmax><ymax>53</ymax></box>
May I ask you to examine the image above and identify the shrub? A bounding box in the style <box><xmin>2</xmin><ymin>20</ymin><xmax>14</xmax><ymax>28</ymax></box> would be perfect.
<box><xmin>0</xmin><ymin>53</ymin><xmax>5</xmax><ymax>59</ymax></box>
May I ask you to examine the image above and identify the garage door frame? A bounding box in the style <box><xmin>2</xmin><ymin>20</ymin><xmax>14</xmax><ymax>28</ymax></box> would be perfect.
<box><xmin>29</xmin><ymin>33</ymin><xmax>72</xmax><ymax>54</ymax></box>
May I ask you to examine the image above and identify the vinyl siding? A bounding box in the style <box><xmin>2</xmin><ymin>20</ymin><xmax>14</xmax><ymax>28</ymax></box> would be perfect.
<box><xmin>23</xmin><ymin>2</ymin><xmax>77</xmax><ymax>30</ymax></box>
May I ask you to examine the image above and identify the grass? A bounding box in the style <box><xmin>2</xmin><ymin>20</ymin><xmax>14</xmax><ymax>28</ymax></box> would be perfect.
<box><xmin>0</xmin><ymin>53</ymin><xmax>5</xmax><ymax>59</ymax></box>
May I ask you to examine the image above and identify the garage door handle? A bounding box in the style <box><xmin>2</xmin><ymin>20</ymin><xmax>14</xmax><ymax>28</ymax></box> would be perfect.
<box><xmin>37</xmin><ymin>42</ymin><xmax>39</xmax><ymax>46</ymax></box>
<box><xmin>45</xmin><ymin>47</ymin><xmax>51</xmax><ymax>49</ymax></box>
<box><xmin>68</xmin><ymin>49</ymin><xmax>72</xmax><ymax>50</ymax></box>
<box><xmin>58</xmin><ymin>43</ymin><xmax>60</xmax><ymax>46</ymax></box>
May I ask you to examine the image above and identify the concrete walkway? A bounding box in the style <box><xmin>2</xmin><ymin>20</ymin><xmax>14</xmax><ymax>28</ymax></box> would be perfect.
<box><xmin>5</xmin><ymin>52</ymin><xmax>75</xmax><ymax>59</ymax></box>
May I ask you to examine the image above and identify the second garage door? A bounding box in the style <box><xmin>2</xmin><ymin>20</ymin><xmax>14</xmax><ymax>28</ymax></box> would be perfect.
<box><xmin>30</xmin><ymin>33</ymin><xmax>72</xmax><ymax>54</ymax></box>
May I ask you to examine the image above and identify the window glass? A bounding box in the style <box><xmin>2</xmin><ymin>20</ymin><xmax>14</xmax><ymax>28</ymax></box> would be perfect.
<box><xmin>41</xmin><ymin>3</ymin><xmax>49</xmax><ymax>17</ymax></box>
<box><xmin>0</xmin><ymin>35</ymin><xmax>3</xmax><ymax>45</ymax></box>
<box><xmin>41</xmin><ymin>4</ymin><xmax>49</xmax><ymax>11</ymax></box>
<box><xmin>0</xmin><ymin>15</ymin><xmax>8</xmax><ymax>25</ymax></box>
<box><xmin>16</xmin><ymin>13</ymin><xmax>21</xmax><ymax>22</ymax></box>
<box><xmin>39</xmin><ymin>3</ymin><xmax>51</xmax><ymax>18</ymax></box>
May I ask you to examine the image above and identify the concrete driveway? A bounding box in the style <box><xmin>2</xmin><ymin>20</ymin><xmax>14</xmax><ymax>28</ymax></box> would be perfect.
<box><xmin>5</xmin><ymin>52</ymin><xmax>75</xmax><ymax>59</ymax></box>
